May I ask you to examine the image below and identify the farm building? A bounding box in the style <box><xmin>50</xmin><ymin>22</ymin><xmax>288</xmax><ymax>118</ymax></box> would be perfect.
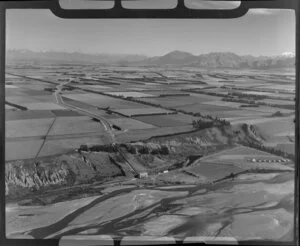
<box><xmin>138</xmin><ymin>172</ymin><xmax>148</xmax><ymax>178</ymax></box>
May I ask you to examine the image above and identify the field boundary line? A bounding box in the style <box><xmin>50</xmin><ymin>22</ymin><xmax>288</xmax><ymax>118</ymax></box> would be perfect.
<box><xmin>33</xmin><ymin>117</ymin><xmax>57</xmax><ymax>162</ymax></box>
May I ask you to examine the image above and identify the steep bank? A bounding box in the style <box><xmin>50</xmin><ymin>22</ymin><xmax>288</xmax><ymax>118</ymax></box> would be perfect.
<box><xmin>5</xmin><ymin>123</ymin><xmax>271</xmax><ymax>200</ymax></box>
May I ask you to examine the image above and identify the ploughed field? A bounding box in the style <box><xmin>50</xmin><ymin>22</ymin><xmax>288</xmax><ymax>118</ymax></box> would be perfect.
<box><xmin>4</xmin><ymin>62</ymin><xmax>295</xmax><ymax>242</ymax></box>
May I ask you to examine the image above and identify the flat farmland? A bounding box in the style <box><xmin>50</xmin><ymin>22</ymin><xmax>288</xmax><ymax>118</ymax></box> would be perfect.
<box><xmin>137</xmin><ymin>90</ymin><xmax>189</xmax><ymax>97</ymax></box>
<box><xmin>76</xmin><ymin>84</ymin><xmax>114</xmax><ymax>92</ymax></box>
<box><xmin>241</xmin><ymin>91</ymin><xmax>273</xmax><ymax>96</ymax></box>
<box><xmin>5</xmin><ymin>105</ymin><xmax>16</xmax><ymax>110</ymax></box>
<box><xmin>241</xmin><ymin>117</ymin><xmax>294</xmax><ymax>139</ymax></box>
<box><xmin>6</xmin><ymin>118</ymin><xmax>55</xmax><ymax>138</ymax></box>
<box><xmin>186</xmin><ymin>162</ymin><xmax>245</xmax><ymax>180</ymax></box>
<box><xmin>5</xmin><ymin>85</ymin><xmax>18</xmax><ymax>89</ymax></box>
<box><xmin>207</xmin><ymin>110</ymin><xmax>268</xmax><ymax>119</ymax></box>
<box><xmin>5</xmin><ymin>89</ymin><xmax>31</xmax><ymax>97</ymax></box>
<box><xmin>201</xmin><ymin>100</ymin><xmax>243</xmax><ymax>109</ymax></box>
<box><xmin>257</xmin><ymin>84</ymin><xmax>295</xmax><ymax>92</ymax></box>
<box><xmin>199</xmin><ymin>146</ymin><xmax>293</xmax><ymax>170</ymax></box>
<box><xmin>116</xmin><ymin>125</ymin><xmax>193</xmax><ymax>142</ymax></box>
<box><xmin>5</xmin><ymin>110</ymin><xmax>55</xmax><ymax>121</ymax></box>
<box><xmin>134</xmin><ymin>114</ymin><xmax>199</xmax><ymax>127</ymax></box>
<box><xmin>48</xmin><ymin>116</ymin><xmax>105</xmax><ymax>136</ymax></box>
<box><xmin>242</xmin><ymin>106</ymin><xmax>293</xmax><ymax>115</ymax></box>
<box><xmin>181</xmin><ymin>85</ymin><xmax>208</xmax><ymax>90</ymax></box>
<box><xmin>109</xmin><ymin>118</ymin><xmax>156</xmax><ymax>130</ymax></box>
<box><xmin>51</xmin><ymin>110</ymin><xmax>83</xmax><ymax>117</ymax></box>
<box><xmin>5</xmin><ymin>140</ymin><xmax>44</xmax><ymax>161</ymax></box>
<box><xmin>38</xmin><ymin>136</ymin><xmax>108</xmax><ymax>157</ymax></box>
<box><xmin>23</xmin><ymin>103</ymin><xmax>66</xmax><ymax>110</ymax></box>
<box><xmin>20</xmin><ymin>90</ymin><xmax>52</xmax><ymax>97</ymax></box>
<box><xmin>6</xmin><ymin>96</ymin><xmax>41</xmax><ymax>104</ymax></box>
<box><xmin>61</xmin><ymin>97</ymin><xmax>99</xmax><ymax>110</ymax></box>
<box><xmin>138</xmin><ymin>94</ymin><xmax>221</xmax><ymax>108</ymax></box>
<box><xmin>6</xmin><ymin>94</ymin><xmax>55</xmax><ymax>104</ymax></box>
<box><xmin>104</xmin><ymin>91</ymin><xmax>156</xmax><ymax>98</ymax></box>
<box><xmin>260</xmin><ymin>99</ymin><xmax>295</xmax><ymax>106</ymax></box>
<box><xmin>276</xmin><ymin>143</ymin><xmax>294</xmax><ymax>155</ymax></box>
<box><xmin>5</xmin><ymin>74</ymin><xmax>20</xmax><ymax>79</ymax></box>
<box><xmin>62</xmin><ymin>97</ymin><xmax>120</xmax><ymax>118</ymax></box>
<box><xmin>112</xmin><ymin>107</ymin><xmax>173</xmax><ymax>117</ymax></box>
<box><xmin>63</xmin><ymin>93</ymin><xmax>152</xmax><ymax>109</ymax></box>
<box><xmin>17</xmin><ymin>83</ymin><xmax>56</xmax><ymax>91</ymax></box>
<box><xmin>82</xmin><ymin>85</ymin><xmax>111</xmax><ymax>90</ymax></box>
<box><xmin>175</xmin><ymin>104</ymin><xmax>241</xmax><ymax>114</ymax></box>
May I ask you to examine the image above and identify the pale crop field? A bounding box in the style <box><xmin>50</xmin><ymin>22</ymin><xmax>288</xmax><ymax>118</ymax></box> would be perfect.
<box><xmin>6</xmin><ymin>118</ymin><xmax>55</xmax><ymax>138</ymax></box>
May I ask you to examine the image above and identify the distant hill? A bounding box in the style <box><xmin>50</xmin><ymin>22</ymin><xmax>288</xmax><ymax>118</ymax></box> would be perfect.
<box><xmin>6</xmin><ymin>49</ymin><xmax>148</xmax><ymax>64</ymax></box>
<box><xmin>6</xmin><ymin>49</ymin><xmax>295</xmax><ymax>69</ymax></box>
<box><xmin>138</xmin><ymin>51</ymin><xmax>295</xmax><ymax>69</ymax></box>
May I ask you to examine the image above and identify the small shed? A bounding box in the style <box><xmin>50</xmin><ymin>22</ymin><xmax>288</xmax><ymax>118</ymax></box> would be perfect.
<box><xmin>138</xmin><ymin>172</ymin><xmax>148</xmax><ymax>178</ymax></box>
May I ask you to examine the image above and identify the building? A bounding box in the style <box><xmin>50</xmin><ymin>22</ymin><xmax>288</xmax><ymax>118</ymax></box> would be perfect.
<box><xmin>138</xmin><ymin>172</ymin><xmax>148</xmax><ymax>178</ymax></box>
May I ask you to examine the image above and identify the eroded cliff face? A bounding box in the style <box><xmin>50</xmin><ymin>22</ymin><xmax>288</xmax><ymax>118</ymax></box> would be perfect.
<box><xmin>5</xmin><ymin>123</ymin><xmax>270</xmax><ymax>199</ymax></box>
<box><xmin>5</xmin><ymin>152</ymin><xmax>123</xmax><ymax>198</ymax></box>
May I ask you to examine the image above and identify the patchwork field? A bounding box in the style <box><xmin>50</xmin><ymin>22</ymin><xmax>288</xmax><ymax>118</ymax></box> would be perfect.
<box><xmin>4</xmin><ymin>61</ymin><xmax>296</xmax><ymax>242</ymax></box>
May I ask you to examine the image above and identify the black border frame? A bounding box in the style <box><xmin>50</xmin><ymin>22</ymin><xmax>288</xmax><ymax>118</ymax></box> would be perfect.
<box><xmin>0</xmin><ymin>0</ymin><xmax>298</xmax><ymax>245</ymax></box>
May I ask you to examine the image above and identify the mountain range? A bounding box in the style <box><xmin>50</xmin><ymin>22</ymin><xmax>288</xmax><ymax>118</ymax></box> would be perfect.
<box><xmin>6</xmin><ymin>49</ymin><xmax>295</xmax><ymax>69</ymax></box>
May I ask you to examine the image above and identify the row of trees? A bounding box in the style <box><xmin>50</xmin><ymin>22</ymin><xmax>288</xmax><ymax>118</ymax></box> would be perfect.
<box><xmin>79</xmin><ymin>143</ymin><xmax>170</xmax><ymax>156</ymax></box>
<box><xmin>192</xmin><ymin>117</ymin><xmax>230</xmax><ymax>130</ymax></box>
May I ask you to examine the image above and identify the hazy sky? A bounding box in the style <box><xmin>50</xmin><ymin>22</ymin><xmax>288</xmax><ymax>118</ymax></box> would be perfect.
<box><xmin>6</xmin><ymin>7</ymin><xmax>295</xmax><ymax>57</ymax></box>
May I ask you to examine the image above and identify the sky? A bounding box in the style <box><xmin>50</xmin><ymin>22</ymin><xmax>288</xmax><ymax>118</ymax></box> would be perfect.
<box><xmin>6</xmin><ymin>4</ymin><xmax>295</xmax><ymax>57</ymax></box>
